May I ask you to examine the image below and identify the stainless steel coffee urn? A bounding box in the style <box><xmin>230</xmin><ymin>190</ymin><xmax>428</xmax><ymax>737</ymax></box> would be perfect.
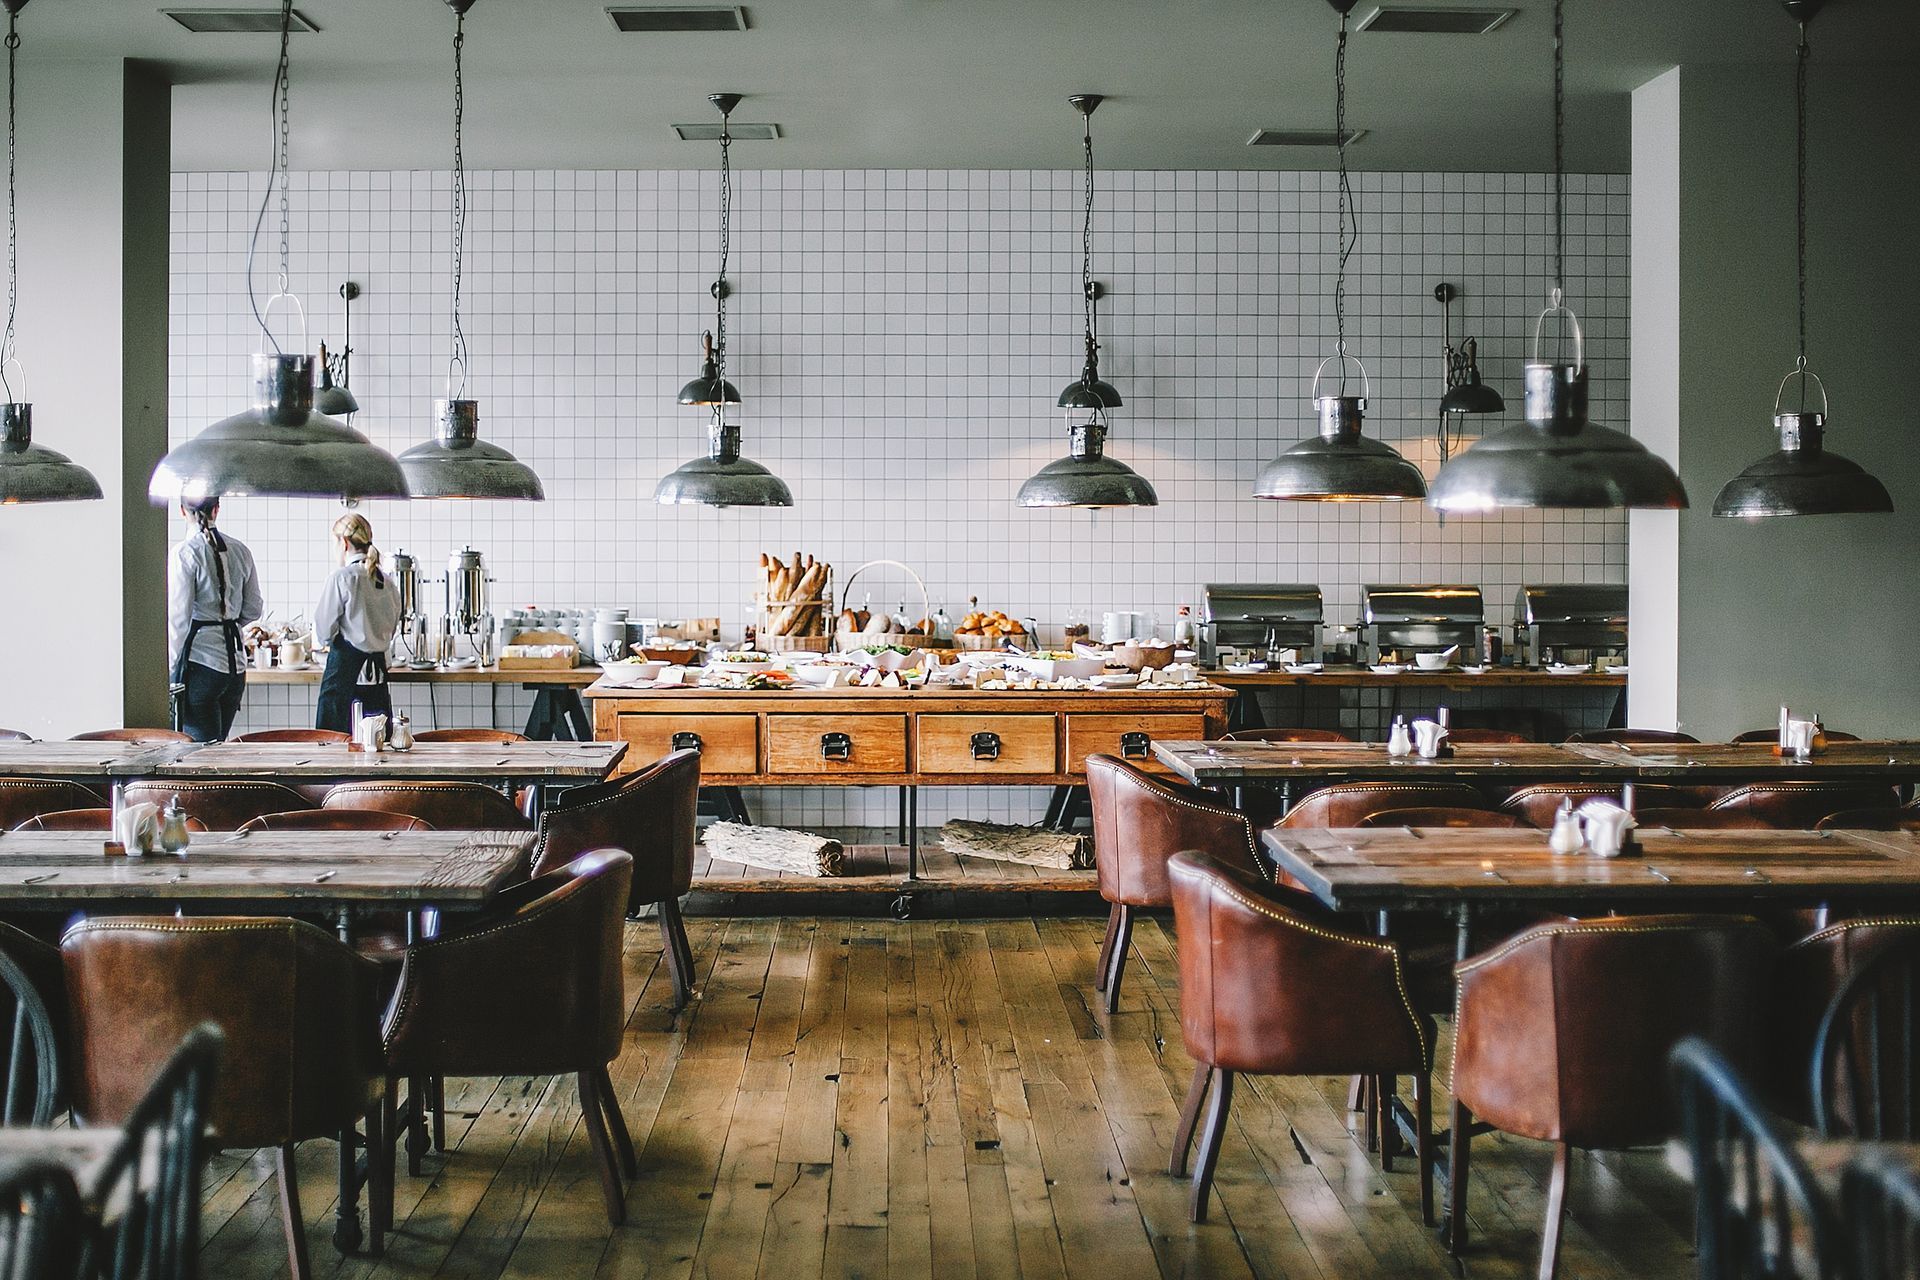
<box><xmin>440</xmin><ymin>546</ymin><xmax>495</xmax><ymax>665</ymax></box>
<box><xmin>390</xmin><ymin>549</ymin><xmax>438</xmax><ymax>667</ymax></box>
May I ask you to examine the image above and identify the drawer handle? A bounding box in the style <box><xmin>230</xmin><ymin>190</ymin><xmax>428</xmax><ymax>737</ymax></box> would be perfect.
<box><xmin>1120</xmin><ymin>731</ymin><xmax>1152</xmax><ymax>759</ymax></box>
<box><xmin>820</xmin><ymin>732</ymin><xmax>854</xmax><ymax>761</ymax></box>
<box><xmin>670</xmin><ymin>732</ymin><xmax>703</xmax><ymax>753</ymax></box>
<box><xmin>971</xmin><ymin>732</ymin><xmax>1002</xmax><ymax>761</ymax></box>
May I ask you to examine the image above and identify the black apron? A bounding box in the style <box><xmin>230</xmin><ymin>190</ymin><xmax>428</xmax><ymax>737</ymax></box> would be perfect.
<box><xmin>170</xmin><ymin>530</ymin><xmax>246</xmax><ymax>740</ymax></box>
<box><xmin>316</xmin><ymin>637</ymin><xmax>391</xmax><ymax>733</ymax></box>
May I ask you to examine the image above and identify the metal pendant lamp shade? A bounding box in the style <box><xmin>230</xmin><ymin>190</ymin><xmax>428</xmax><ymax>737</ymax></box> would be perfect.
<box><xmin>399</xmin><ymin>399</ymin><xmax>544</xmax><ymax>500</ymax></box>
<box><xmin>314</xmin><ymin>281</ymin><xmax>361</xmax><ymax>416</ymax></box>
<box><xmin>0</xmin><ymin>0</ymin><xmax>99</xmax><ymax>504</ymax></box>
<box><xmin>677</xmin><ymin>329</ymin><xmax>740</xmax><ymax>406</ymax></box>
<box><xmin>1712</xmin><ymin>0</ymin><xmax>1890</xmax><ymax>519</ymax></box>
<box><xmin>1427</xmin><ymin>0</ymin><xmax>1685</xmax><ymax>514</ymax></box>
<box><xmin>0</xmin><ymin>404</ymin><xmax>102</xmax><ymax>503</ymax></box>
<box><xmin>655</xmin><ymin>418</ymin><xmax>792</xmax><ymax>507</ymax></box>
<box><xmin>1254</xmin><ymin>380</ymin><xmax>1426</xmax><ymax>502</ymax></box>
<box><xmin>1435</xmin><ymin>287</ymin><xmax>1504</xmax><ymax>416</ymax></box>
<box><xmin>151</xmin><ymin>353</ymin><xmax>408</xmax><ymax>502</ymax></box>
<box><xmin>1021</xmin><ymin>94</ymin><xmax>1156</xmax><ymax>509</ymax></box>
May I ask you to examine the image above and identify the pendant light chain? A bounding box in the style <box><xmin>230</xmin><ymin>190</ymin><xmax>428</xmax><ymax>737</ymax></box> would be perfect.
<box><xmin>713</xmin><ymin>103</ymin><xmax>732</xmax><ymax>396</ymax></box>
<box><xmin>244</xmin><ymin>0</ymin><xmax>294</xmax><ymax>354</ymax></box>
<box><xmin>1794</xmin><ymin>18</ymin><xmax>1809</xmax><ymax>382</ymax></box>
<box><xmin>1551</xmin><ymin>0</ymin><xmax>1565</xmax><ymax>298</ymax></box>
<box><xmin>1081</xmin><ymin>106</ymin><xmax>1097</xmax><ymax>372</ymax></box>
<box><xmin>449</xmin><ymin>7</ymin><xmax>468</xmax><ymax>397</ymax></box>
<box><xmin>1333</xmin><ymin>9</ymin><xmax>1355</xmax><ymax>387</ymax></box>
<box><xmin>1</xmin><ymin>5</ymin><xmax>18</xmax><ymax>402</ymax></box>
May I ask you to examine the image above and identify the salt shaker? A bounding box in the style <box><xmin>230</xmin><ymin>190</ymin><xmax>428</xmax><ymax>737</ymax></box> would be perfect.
<box><xmin>159</xmin><ymin>796</ymin><xmax>192</xmax><ymax>855</ymax></box>
<box><xmin>389</xmin><ymin>713</ymin><xmax>414</xmax><ymax>752</ymax></box>
<box><xmin>1548</xmin><ymin>799</ymin><xmax>1584</xmax><ymax>856</ymax></box>
<box><xmin>1386</xmin><ymin>717</ymin><xmax>1413</xmax><ymax>758</ymax></box>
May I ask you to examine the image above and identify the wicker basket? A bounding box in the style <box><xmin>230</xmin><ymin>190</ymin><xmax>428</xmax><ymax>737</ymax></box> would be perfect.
<box><xmin>835</xmin><ymin>560</ymin><xmax>935</xmax><ymax>650</ymax></box>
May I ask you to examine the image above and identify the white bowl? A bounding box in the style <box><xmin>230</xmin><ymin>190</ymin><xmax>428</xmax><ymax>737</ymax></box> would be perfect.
<box><xmin>1285</xmin><ymin>662</ymin><xmax>1324</xmax><ymax>674</ymax></box>
<box><xmin>1414</xmin><ymin>652</ymin><xmax>1453</xmax><ymax>671</ymax></box>
<box><xmin>1370</xmin><ymin>664</ymin><xmax>1407</xmax><ymax>675</ymax></box>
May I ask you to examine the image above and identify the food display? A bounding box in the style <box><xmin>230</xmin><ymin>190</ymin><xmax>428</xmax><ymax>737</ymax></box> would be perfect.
<box><xmin>952</xmin><ymin>598</ymin><xmax>1029</xmax><ymax>649</ymax></box>
<box><xmin>757</xmin><ymin>551</ymin><xmax>832</xmax><ymax>648</ymax></box>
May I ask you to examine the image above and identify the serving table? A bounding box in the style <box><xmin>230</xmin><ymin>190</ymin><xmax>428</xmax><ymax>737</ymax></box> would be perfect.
<box><xmin>1207</xmin><ymin>665</ymin><xmax>1627</xmax><ymax>732</ymax></box>
<box><xmin>247</xmin><ymin>665</ymin><xmax>605</xmax><ymax>741</ymax></box>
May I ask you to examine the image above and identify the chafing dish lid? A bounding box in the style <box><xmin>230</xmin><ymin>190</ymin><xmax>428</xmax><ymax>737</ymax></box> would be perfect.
<box><xmin>1360</xmin><ymin>585</ymin><xmax>1485</xmax><ymax>625</ymax></box>
<box><xmin>1202</xmin><ymin>583</ymin><xmax>1324</xmax><ymax>624</ymax></box>
<box><xmin>1513</xmin><ymin>583</ymin><xmax>1629</xmax><ymax>625</ymax></box>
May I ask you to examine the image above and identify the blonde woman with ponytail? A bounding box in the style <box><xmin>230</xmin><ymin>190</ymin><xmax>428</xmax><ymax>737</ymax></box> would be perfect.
<box><xmin>313</xmin><ymin>512</ymin><xmax>403</xmax><ymax>732</ymax></box>
<box><xmin>167</xmin><ymin>497</ymin><xmax>264</xmax><ymax>740</ymax></box>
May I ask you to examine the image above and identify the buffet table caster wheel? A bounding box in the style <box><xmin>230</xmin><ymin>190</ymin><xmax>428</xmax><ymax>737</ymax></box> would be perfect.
<box><xmin>333</xmin><ymin>1212</ymin><xmax>363</xmax><ymax>1256</ymax></box>
<box><xmin>890</xmin><ymin>894</ymin><xmax>914</xmax><ymax>921</ymax></box>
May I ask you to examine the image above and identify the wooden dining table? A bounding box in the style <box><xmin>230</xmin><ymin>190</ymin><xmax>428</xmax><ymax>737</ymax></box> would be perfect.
<box><xmin>0</xmin><ymin>741</ymin><xmax>190</xmax><ymax>783</ymax></box>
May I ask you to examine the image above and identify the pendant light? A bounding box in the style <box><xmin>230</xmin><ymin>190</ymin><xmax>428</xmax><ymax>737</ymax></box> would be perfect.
<box><xmin>1253</xmin><ymin>2</ymin><xmax>1425</xmax><ymax>503</ymax></box>
<box><xmin>657</xmin><ymin>93</ymin><xmax>791</xmax><ymax>508</ymax></box>
<box><xmin>1018</xmin><ymin>94</ymin><xmax>1157</xmax><ymax>509</ymax></box>
<box><xmin>396</xmin><ymin>1</ymin><xmax>543</xmax><ymax>501</ymax></box>
<box><xmin>1712</xmin><ymin>0</ymin><xmax>1891</xmax><ymax>518</ymax></box>
<box><xmin>0</xmin><ymin>0</ymin><xmax>99</xmax><ymax>505</ymax></box>
<box><xmin>1427</xmin><ymin>0</ymin><xmax>1686</xmax><ymax>513</ymax></box>
<box><xmin>150</xmin><ymin>0</ymin><xmax>406</xmax><ymax>503</ymax></box>
<box><xmin>1434</xmin><ymin>284</ymin><xmax>1504</xmax><ymax>420</ymax></box>
<box><xmin>314</xmin><ymin>281</ymin><xmax>359</xmax><ymax>416</ymax></box>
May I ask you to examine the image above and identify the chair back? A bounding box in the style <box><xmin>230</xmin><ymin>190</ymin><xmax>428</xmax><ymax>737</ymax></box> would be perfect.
<box><xmin>1221</xmin><ymin>728</ymin><xmax>1351</xmax><ymax>744</ymax></box>
<box><xmin>0</xmin><ymin>1158</ymin><xmax>83</xmax><ymax>1280</ymax></box>
<box><xmin>1565</xmin><ymin>728</ymin><xmax>1701</xmax><ymax>744</ymax></box>
<box><xmin>1770</xmin><ymin>919</ymin><xmax>1920</xmax><ymax>1127</ymax></box>
<box><xmin>67</xmin><ymin>729</ymin><xmax>190</xmax><ymax>743</ymax></box>
<box><xmin>239</xmin><ymin>808</ymin><xmax>431</xmax><ymax>834</ymax></box>
<box><xmin>384</xmin><ymin>851</ymin><xmax>633</xmax><ymax>1077</ymax></box>
<box><xmin>1085</xmin><ymin>754</ymin><xmax>1264</xmax><ymax>907</ymax></box>
<box><xmin>1814</xmin><ymin>935</ymin><xmax>1920</xmax><ymax>1140</ymax></box>
<box><xmin>83</xmin><ymin>1024</ymin><xmax>222</xmax><ymax>1280</ymax></box>
<box><xmin>1279</xmin><ymin>781</ymin><xmax>1488</xmax><ymax>829</ymax></box>
<box><xmin>1500</xmin><ymin>782</ymin><xmax>1705</xmax><ymax>829</ymax></box>
<box><xmin>1843</xmin><ymin>1147</ymin><xmax>1920</xmax><ymax>1280</ymax></box>
<box><xmin>0</xmin><ymin>947</ymin><xmax>58</xmax><ymax>1127</ymax></box>
<box><xmin>63</xmin><ymin>916</ymin><xmax>378</xmax><ymax>1148</ymax></box>
<box><xmin>1445</xmin><ymin>727</ymin><xmax>1531</xmax><ymax>744</ymax></box>
<box><xmin>412</xmin><ymin>728</ymin><xmax>529</xmax><ymax>744</ymax></box>
<box><xmin>1452</xmin><ymin>915</ymin><xmax>1776</xmax><ymax>1148</ymax></box>
<box><xmin>0</xmin><ymin>729</ymin><xmax>29</xmax><ymax>742</ymax></box>
<box><xmin>15</xmin><ymin>808</ymin><xmax>212</xmax><ymax>835</ymax></box>
<box><xmin>1636</xmin><ymin>808</ymin><xmax>1774</xmax><ymax>831</ymax></box>
<box><xmin>323</xmin><ymin>780</ymin><xmax>529</xmax><ymax>829</ymax></box>
<box><xmin>1733</xmin><ymin>728</ymin><xmax>1860</xmax><ymax>744</ymax></box>
<box><xmin>122</xmin><ymin>780</ymin><xmax>313</xmax><ymax>832</ymax></box>
<box><xmin>1356</xmin><ymin>806</ymin><xmax>1521</xmax><ymax>829</ymax></box>
<box><xmin>1711</xmin><ymin>783</ymin><xmax>1900</xmax><ymax>830</ymax></box>
<box><xmin>532</xmin><ymin>750</ymin><xmax>698</xmax><ymax>906</ymax></box>
<box><xmin>0</xmin><ymin>779</ymin><xmax>102</xmax><ymax>831</ymax></box>
<box><xmin>1669</xmin><ymin>1037</ymin><xmax>1840</xmax><ymax>1280</ymax></box>
<box><xmin>1818</xmin><ymin>809</ymin><xmax>1920</xmax><ymax>833</ymax></box>
<box><xmin>1167</xmin><ymin>851</ymin><xmax>1427</xmax><ymax>1077</ymax></box>
<box><xmin>232</xmin><ymin>728</ymin><xmax>350</xmax><ymax>744</ymax></box>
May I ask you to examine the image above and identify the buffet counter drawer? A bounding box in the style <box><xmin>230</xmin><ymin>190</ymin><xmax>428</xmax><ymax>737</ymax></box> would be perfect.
<box><xmin>918</xmin><ymin>714</ymin><xmax>1057</xmax><ymax>774</ymax></box>
<box><xmin>767</xmin><ymin>714</ymin><xmax>908</xmax><ymax>775</ymax></box>
<box><xmin>610</xmin><ymin>713</ymin><xmax>759</xmax><ymax>775</ymax></box>
<box><xmin>1064</xmin><ymin>714</ymin><xmax>1207</xmax><ymax>774</ymax></box>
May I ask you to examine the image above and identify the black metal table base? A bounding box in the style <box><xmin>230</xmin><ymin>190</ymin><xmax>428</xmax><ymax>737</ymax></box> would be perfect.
<box><xmin>523</xmin><ymin>686</ymin><xmax>593</xmax><ymax>741</ymax></box>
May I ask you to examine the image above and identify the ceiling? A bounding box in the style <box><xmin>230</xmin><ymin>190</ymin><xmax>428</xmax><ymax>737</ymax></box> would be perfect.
<box><xmin>21</xmin><ymin>0</ymin><xmax>1920</xmax><ymax>172</ymax></box>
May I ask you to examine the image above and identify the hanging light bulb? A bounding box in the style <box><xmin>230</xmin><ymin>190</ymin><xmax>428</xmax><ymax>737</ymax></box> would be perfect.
<box><xmin>1428</xmin><ymin>0</ymin><xmax>1686</xmax><ymax>513</ymax></box>
<box><xmin>657</xmin><ymin>93</ymin><xmax>792</xmax><ymax>508</ymax></box>
<box><xmin>0</xmin><ymin>0</ymin><xmax>99</xmax><ymax>505</ymax></box>
<box><xmin>1253</xmin><ymin>2</ymin><xmax>1425</xmax><ymax>503</ymax></box>
<box><xmin>1712</xmin><ymin>0</ymin><xmax>1890</xmax><ymax>518</ymax></box>
<box><xmin>1018</xmin><ymin>94</ymin><xmax>1157</xmax><ymax>509</ymax></box>
<box><xmin>396</xmin><ymin>0</ymin><xmax>542</xmax><ymax>501</ymax></box>
<box><xmin>314</xmin><ymin>282</ymin><xmax>360</xmax><ymax>416</ymax></box>
<box><xmin>150</xmin><ymin>0</ymin><xmax>406</xmax><ymax>503</ymax></box>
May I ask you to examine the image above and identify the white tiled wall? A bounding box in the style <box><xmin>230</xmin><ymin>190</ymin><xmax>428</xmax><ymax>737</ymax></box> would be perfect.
<box><xmin>169</xmin><ymin>167</ymin><xmax>1630</xmax><ymax>824</ymax></box>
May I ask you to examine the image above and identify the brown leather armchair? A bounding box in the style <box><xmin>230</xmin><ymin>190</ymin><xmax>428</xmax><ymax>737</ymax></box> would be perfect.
<box><xmin>1447</xmin><ymin>915</ymin><xmax>1775</xmax><ymax>1274</ymax></box>
<box><xmin>323</xmin><ymin>780</ymin><xmax>531</xmax><ymax>829</ymax></box>
<box><xmin>1564</xmin><ymin>728</ymin><xmax>1701</xmax><ymax>745</ymax></box>
<box><xmin>1166</xmin><ymin>851</ymin><xmax>1433</xmax><ymax>1225</ymax></box>
<box><xmin>234</xmin><ymin>729</ymin><xmax>352</xmax><ymax>744</ymax></box>
<box><xmin>1634</xmin><ymin>808</ymin><xmax>1773</xmax><ymax>830</ymax></box>
<box><xmin>15</xmin><ymin>808</ymin><xmax>207</xmax><ymax>834</ymax></box>
<box><xmin>1221</xmin><ymin>727</ymin><xmax>1352</xmax><ymax>743</ymax></box>
<box><xmin>411</xmin><ymin>728</ymin><xmax>529</xmax><ymax>744</ymax></box>
<box><xmin>1708</xmin><ymin>782</ymin><xmax>1900</xmax><ymax>829</ymax></box>
<box><xmin>67</xmin><ymin>728</ymin><xmax>190</xmax><ymax>743</ymax></box>
<box><xmin>1500</xmin><ymin>782</ymin><xmax>1706</xmax><ymax>828</ymax></box>
<box><xmin>1767</xmin><ymin>917</ymin><xmax>1920</xmax><ymax>1126</ymax></box>
<box><xmin>381</xmin><ymin>850</ymin><xmax>635</xmax><ymax>1227</ymax></box>
<box><xmin>1278</xmin><ymin>781</ymin><xmax>1490</xmax><ymax>828</ymax></box>
<box><xmin>1445</xmin><ymin>727</ymin><xmax>1531</xmax><ymax>744</ymax></box>
<box><xmin>0</xmin><ymin>779</ymin><xmax>101</xmax><ymax>830</ymax></box>
<box><xmin>1085</xmin><ymin>754</ymin><xmax>1266</xmax><ymax>1015</ymax></box>
<box><xmin>63</xmin><ymin>916</ymin><xmax>387</xmax><ymax>1277</ymax></box>
<box><xmin>531</xmin><ymin>749</ymin><xmax>699</xmax><ymax>1007</ymax></box>
<box><xmin>123</xmin><ymin>780</ymin><xmax>314</xmax><ymax>831</ymax></box>
<box><xmin>1817</xmin><ymin>808</ymin><xmax>1920</xmax><ymax>832</ymax></box>
<box><xmin>1355</xmin><ymin>806</ymin><xmax>1521</xmax><ymax>829</ymax></box>
<box><xmin>240</xmin><ymin>810</ymin><xmax>432</xmax><ymax>834</ymax></box>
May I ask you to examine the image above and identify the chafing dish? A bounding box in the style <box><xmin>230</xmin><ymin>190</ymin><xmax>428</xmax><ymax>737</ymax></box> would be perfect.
<box><xmin>1360</xmin><ymin>584</ymin><xmax>1485</xmax><ymax>663</ymax></box>
<box><xmin>1512</xmin><ymin>583</ymin><xmax>1628</xmax><ymax>667</ymax></box>
<box><xmin>1201</xmin><ymin>584</ymin><xmax>1323</xmax><ymax>663</ymax></box>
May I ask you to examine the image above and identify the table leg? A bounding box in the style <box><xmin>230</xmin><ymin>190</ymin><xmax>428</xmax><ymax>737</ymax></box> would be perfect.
<box><xmin>898</xmin><ymin>787</ymin><xmax>909</xmax><ymax>846</ymax></box>
<box><xmin>907</xmin><ymin>786</ymin><xmax>919</xmax><ymax>881</ymax></box>
<box><xmin>332</xmin><ymin>907</ymin><xmax>364</xmax><ymax>1256</ymax></box>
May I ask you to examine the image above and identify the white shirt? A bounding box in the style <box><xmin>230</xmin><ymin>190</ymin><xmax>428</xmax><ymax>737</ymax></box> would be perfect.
<box><xmin>314</xmin><ymin>554</ymin><xmax>403</xmax><ymax>656</ymax></box>
<box><xmin>167</xmin><ymin>529</ymin><xmax>263</xmax><ymax>674</ymax></box>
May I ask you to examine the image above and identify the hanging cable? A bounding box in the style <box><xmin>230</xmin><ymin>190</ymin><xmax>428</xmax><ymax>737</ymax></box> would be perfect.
<box><xmin>1081</xmin><ymin>103</ymin><xmax>1097</xmax><ymax>378</ymax></box>
<box><xmin>1793</xmin><ymin>17</ymin><xmax>1810</xmax><ymax>408</ymax></box>
<box><xmin>713</xmin><ymin>99</ymin><xmax>733</xmax><ymax>415</ymax></box>
<box><xmin>1333</xmin><ymin>7</ymin><xmax>1355</xmax><ymax>390</ymax></box>
<box><xmin>448</xmin><ymin>5</ymin><xmax>468</xmax><ymax>397</ymax></box>
<box><xmin>1</xmin><ymin>4</ymin><xmax>19</xmax><ymax>401</ymax></box>
<box><xmin>244</xmin><ymin>0</ymin><xmax>293</xmax><ymax>354</ymax></box>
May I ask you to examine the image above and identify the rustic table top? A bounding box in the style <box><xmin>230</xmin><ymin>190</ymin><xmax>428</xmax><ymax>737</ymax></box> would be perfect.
<box><xmin>584</xmin><ymin>683</ymin><xmax>1233</xmax><ymax>705</ymax></box>
<box><xmin>1565</xmin><ymin>740</ymin><xmax>1920</xmax><ymax>777</ymax></box>
<box><xmin>0</xmin><ymin>742</ymin><xmax>190</xmax><ymax>781</ymax></box>
<box><xmin>1260</xmin><ymin>826</ymin><xmax>1920</xmax><ymax>913</ymax></box>
<box><xmin>0</xmin><ymin>828</ymin><xmax>534</xmax><ymax>905</ymax></box>
<box><xmin>156</xmin><ymin>740</ymin><xmax>625</xmax><ymax>781</ymax></box>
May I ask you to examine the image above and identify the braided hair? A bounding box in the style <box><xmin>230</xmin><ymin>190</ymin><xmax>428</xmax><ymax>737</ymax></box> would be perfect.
<box><xmin>183</xmin><ymin>497</ymin><xmax>228</xmax><ymax>608</ymax></box>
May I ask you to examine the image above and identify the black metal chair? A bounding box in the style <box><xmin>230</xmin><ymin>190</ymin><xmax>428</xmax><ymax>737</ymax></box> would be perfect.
<box><xmin>1842</xmin><ymin>1146</ymin><xmax>1920</xmax><ymax>1280</ymax></box>
<box><xmin>1813</xmin><ymin>935</ymin><xmax>1920</xmax><ymax>1140</ymax></box>
<box><xmin>82</xmin><ymin>1024</ymin><xmax>222</xmax><ymax>1280</ymax></box>
<box><xmin>0</xmin><ymin>1156</ymin><xmax>84</xmax><ymax>1280</ymax></box>
<box><xmin>1669</xmin><ymin>1037</ymin><xmax>1842</xmax><ymax>1280</ymax></box>
<box><xmin>0</xmin><ymin>933</ymin><xmax>59</xmax><ymax>1126</ymax></box>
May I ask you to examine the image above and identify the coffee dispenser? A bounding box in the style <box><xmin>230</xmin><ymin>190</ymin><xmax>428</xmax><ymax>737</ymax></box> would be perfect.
<box><xmin>439</xmin><ymin>546</ymin><xmax>495</xmax><ymax>665</ymax></box>
<box><xmin>390</xmin><ymin>549</ymin><xmax>438</xmax><ymax>668</ymax></box>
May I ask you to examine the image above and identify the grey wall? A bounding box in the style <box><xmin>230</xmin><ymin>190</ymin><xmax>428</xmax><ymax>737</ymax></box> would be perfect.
<box><xmin>1662</xmin><ymin>65</ymin><xmax>1920</xmax><ymax>737</ymax></box>
<box><xmin>122</xmin><ymin>62</ymin><xmax>170</xmax><ymax>729</ymax></box>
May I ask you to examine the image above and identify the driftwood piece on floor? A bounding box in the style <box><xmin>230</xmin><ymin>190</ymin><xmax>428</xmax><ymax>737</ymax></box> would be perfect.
<box><xmin>940</xmin><ymin>820</ymin><xmax>1092</xmax><ymax>870</ymax></box>
<box><xmin>702</xmin><ymin>822</ymin><xmax>845</xmax><ymax>877</ymax></box>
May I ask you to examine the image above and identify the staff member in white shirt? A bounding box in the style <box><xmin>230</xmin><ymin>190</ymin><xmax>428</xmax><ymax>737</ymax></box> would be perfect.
<box><xmin>167</xmin><ymin>497</ymin><xmax>264</xmax><ymax>741</ymax></box>
<box><xmin>313</xmin><ymin>512</ymin><xmax>403</xmax><ymax>732</ymax></box>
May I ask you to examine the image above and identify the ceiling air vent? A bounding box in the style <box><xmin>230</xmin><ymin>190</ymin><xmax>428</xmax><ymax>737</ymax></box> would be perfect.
<box><xmin>1247</xmin><ymin>128</ymin><xmax>1368</xmax><ymax>148</ymax></box>
<box><xmin>606</xmin><ymin>7</ymin><xmax>749</xmax><ymax>32</ymax></box>
<box><xmin>162</xmin><ymin>8</ymin><xmax>319</xmax><ymax>32</ymax></box>
<box><xmin>673</xmin><ymin>121</ymin><xmax>780</xmax><ymax>141</ymax></box>
<box><xmin>1357</xmin><ymin>6</ymin><xmax>1516</xmax><ymax>34</ymax></box>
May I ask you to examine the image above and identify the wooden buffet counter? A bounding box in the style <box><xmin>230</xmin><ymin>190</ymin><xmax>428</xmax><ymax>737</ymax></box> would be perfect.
<box><xmin>583</xmin><ymin>683</ymin><xmax>1233</xmax><ymax>786</ymax></box>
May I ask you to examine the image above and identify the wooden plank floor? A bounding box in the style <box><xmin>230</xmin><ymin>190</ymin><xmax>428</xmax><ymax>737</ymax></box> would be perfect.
<box><xmin>200</xmin><ymin>911</ymin><xmax>1701</xmax><ymax>1280</ymax></box>
<box><xmin>693</xmin><ymin>843</ymin><xmax>1099</xmax><ymax>896</ymax></box>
